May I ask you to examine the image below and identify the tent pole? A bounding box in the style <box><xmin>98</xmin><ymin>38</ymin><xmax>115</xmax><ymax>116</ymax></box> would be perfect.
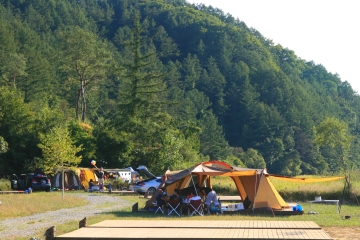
<box><xmin>189</xmin><ymin>171</ymin><xmax>198</xmax><ymax>195</ymax></box>
<box><xmin>252</xmin><ymin>170</ymin><xmax>264</xmax><ymax>213</ymax></box>
<box><xmin>263</xmin><ymin>175</ymin><xmax>275</xmax><ymax>217</ymax></box>
<box><xmin>252</xmin><ymin>171</ymin><xmax>258</xmax><ymax>213</ymax></box>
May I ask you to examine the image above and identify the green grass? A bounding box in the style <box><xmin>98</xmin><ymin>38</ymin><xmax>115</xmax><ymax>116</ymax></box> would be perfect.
<box><xmin>0</xmin><ymin>191</ymin><xmax>88</xmax><ymax>220</ymax></box>
<box><xmin>0</xmin><ymin>178</ymin><xmax>11</xmax><ymax>191</ymax></box>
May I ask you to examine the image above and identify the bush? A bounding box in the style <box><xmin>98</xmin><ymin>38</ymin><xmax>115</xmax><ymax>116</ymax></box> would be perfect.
<box><xmin>0</xmin><ymin>178</ymin><xmax>11</xmax><ymax>191</ymax></box>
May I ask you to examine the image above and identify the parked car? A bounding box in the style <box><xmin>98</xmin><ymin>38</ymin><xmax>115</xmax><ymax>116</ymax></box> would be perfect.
<box><xmin>132</xmin><ymin>177</ymin><xmax>162</xmax><ymax>195</ymax></box>
<box><xmin>11</xmin><ymin>169</ymin><xmax>51</xmax><ymax>192</ymax></box>
<box><xmin>130</xmin><ymin>165</ymin><xmax>162</xmax><ymax>195</ymax></box>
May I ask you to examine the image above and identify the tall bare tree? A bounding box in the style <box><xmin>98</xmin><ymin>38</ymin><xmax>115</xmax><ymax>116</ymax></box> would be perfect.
<box><xmin>59</xmin><ymin>27</ymin><xmax>113</xmax><ymax>121</ymax></box>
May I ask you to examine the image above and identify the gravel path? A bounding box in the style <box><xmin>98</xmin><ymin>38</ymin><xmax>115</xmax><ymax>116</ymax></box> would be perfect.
<box><xmin>0</xmin><ymin>193</ymin><xmax>132</xmax><ymax>239</ymax></box>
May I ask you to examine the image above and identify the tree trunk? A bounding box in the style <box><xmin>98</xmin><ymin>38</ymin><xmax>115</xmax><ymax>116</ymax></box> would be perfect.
<box><xmin>81</xmin><ymin>82</ymin><xmax>86</xmax><ymax>122</ymax></box>
<box><xmin>12</xmin><ymin>73</ymin><xmax>17</xmax><ymax>89</ymax></box>
<box><xmin>76</xmin><ymin>89</ymin><xmax>81</xmax><ymax>120</ymax></box>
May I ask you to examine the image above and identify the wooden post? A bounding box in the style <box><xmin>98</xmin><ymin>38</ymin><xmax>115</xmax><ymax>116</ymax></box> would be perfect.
<box><xmin>44</xmin><ymin>226</ymin><xmax>56</xmax><ymax>240</ymax></box>
<box><xmin>132</xmin><ymin>202</ymin><xmax>138</xmax><ymax>212</ymax></box>
<box><xmin>79</xmin><ymin>217</ymin><xmax>87</xmax><ymax>228</ymax></box>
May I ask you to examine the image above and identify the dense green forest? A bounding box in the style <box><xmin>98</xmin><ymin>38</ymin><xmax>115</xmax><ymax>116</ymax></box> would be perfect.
<box><xmin>1</xmin><ymin>0</ymin><xmax>359</xmax><ymax>177</ymax></box>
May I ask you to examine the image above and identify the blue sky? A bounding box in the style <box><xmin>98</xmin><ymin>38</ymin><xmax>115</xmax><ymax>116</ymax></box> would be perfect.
<box><xmin>186</xmin><ymin>0</ymin><xmax>360</xmax><ymax>94</ymax></box>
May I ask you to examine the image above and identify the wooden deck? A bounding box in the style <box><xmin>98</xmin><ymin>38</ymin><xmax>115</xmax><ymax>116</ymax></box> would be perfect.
<box><xmin>55</xmin><ymin>220</ymin><xmax>333</xmax><ymax>239</ymax></box>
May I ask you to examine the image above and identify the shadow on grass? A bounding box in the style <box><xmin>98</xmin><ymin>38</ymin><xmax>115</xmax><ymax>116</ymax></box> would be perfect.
<box><xmin>97</xmin><ymin>208</ymin><xmax>300</xmax><ymax>219</ymax></box>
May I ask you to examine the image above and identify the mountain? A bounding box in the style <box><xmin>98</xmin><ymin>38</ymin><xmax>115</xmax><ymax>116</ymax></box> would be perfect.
<box><xmin>0</xmin><ymin>0</ymin><xmax>359</xmax><ymax>176</ymax></box>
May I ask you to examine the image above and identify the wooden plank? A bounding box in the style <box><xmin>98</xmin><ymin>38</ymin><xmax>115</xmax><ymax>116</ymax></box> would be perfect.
<box><xmin>89</xmin><ymin>220</ymin><xmax>320</xmax><ymax>229</ymax></box>
<box><xmin>55</xmin><ymin>227</ymin><xmax>332</xmax><ymax>239</ymax></box>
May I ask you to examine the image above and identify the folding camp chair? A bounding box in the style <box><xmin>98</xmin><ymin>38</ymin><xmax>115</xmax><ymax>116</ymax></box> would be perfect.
<box><xmin>188</xmin><ymin>199</ymin><xmax>204</xmax><ymax>216</ymax></box>
<box><xmin>167</xmin><ymin>198</ymin><xmax>181</xmax><ymax>217</ymax></box>
<box><xmin>153</xmin><ymin>201</ymin><xmax>165</xmax><ymax>214</ymax></box>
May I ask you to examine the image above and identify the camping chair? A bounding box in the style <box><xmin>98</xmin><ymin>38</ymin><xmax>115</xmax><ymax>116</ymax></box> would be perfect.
<box><xmin>167</xmin><ymin>198</ymin><xmax>181</xmax><ymax>217</ymax></box>
<box><xmin>153</xmin><ymin>200</ymin><xmax>166</xmax><ymax>214</ymax></box>
<box><xmin>188</xmin><ymin>199</ymin><xmax>204</xmax><ymax>216</ymax></box>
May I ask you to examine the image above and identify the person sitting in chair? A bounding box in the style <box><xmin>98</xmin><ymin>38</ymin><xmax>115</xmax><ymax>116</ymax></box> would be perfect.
<box><xmin>169</xmin><ymin>188</ymin><xmax>181</xmax><ymax>201</ymax></box>
<box><xmin>189</xmin><ymin>190</ymin><xmax>201</xmax><ymax>201</ymax></box>
<box><xmin>89</xmin><ymin>179</ymin><xmax>94</xmax><ymax>189</ymax></box>
<box><xmin>187</xmin><ymin>190</ymin><xmax>203</xmax><ymax>216</ymax></box>
<box><xmin>156</xmin><ymin>187</ymin><xmax>167</xmax><ymax>208</ymax></box>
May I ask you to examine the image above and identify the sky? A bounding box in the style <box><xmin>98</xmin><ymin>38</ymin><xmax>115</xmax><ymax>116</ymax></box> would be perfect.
<box><xmin>186</xmin><ymin>0</ymin><xmax>360</xmax><ymax>93</ymax></box>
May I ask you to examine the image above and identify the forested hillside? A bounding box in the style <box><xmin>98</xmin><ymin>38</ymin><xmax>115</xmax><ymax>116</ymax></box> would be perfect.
<box><xmin>1</xmin><ymin>0</ymin><xmax>359</xmax><ymax>176</ymax></box>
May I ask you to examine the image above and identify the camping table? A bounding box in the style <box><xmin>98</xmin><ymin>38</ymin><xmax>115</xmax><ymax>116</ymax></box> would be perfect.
<box><xmin>308</xmin><ymin>200</ymin><xmax>339</xmax><ymax>214</ymax></box>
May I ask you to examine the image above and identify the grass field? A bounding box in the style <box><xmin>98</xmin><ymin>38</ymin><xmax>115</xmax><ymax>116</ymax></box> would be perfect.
<box><xmin>0</xmin><ymin>192</ymin><xmax>88</xmax><ymax>220</ymax></box>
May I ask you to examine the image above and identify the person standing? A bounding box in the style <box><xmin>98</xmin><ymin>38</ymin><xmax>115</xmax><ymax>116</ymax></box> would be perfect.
<box><xmin>199</xmin><ymin>187</ymin><xmax>223</xmax><ymax>214</ymax></box>
<box><xmin>96</xmin><ymin>167</ymin><xmax>105</xmax><ymax>192</ymax></box>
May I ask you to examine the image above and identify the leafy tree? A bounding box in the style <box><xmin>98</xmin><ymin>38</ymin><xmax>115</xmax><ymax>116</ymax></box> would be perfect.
<box><xmin>0</xmin><ymin>136</ymin><xmax>8</xmax><ymax>154</ymax></box>
<box><xmin>197</xmin><ymin>57</ymin><xmax>226</xmax><ymax>117</ymax></box>
<box><xmin>67</xmin><ymin>120</ymin><xmax>97</xmax><ymax>165</ymax></box>
<box><xmin>93</xmin><ymin>118</ymin><xmax>133</xmax><ymax>168</ymax></box>
<box><xmin>199</xmin><ymin>111</ymin><xmax>231</xmax><ymax>160</ymax></box>
<box><xmin>314</xmin><ymin>117</ymin><xmax>354</xmax><ymax>173</ymax></box>
<box><xmin>0</xmin><ymin>19</ymin><xmax>17</xmax><ymax>79</ymax></box>
<box><xmin>314</xmin><ymin>117</ymin><xmax>354</xmax><ymax>196</ymax></box>
<box><xmin>181</xmin><ymin>53</ymin><xmax>202</xmax><ymax>91</ymax></box>
<box><xmin>0</xmin><ymin>136</ymin><xmax>8</xmax><ymax>173</ymax></box>
<box><xmin>238</xmin><ymin>148</ymin><xmax>266</xmax><ymax>169</ymax></box>
<box><xmin>1</xmin><ymin>53</ymin><xmax>27</xmax><ymax>88</ymax></box>
<box><xmin>294</xmin><ymin>127</ymin><xmax>328</xmax><ymax>174</ymax></box>
<box><xmin>116</xmin><ymin>13</ymin><xmax>169</xmax><ymax>121</ymax></box>
<box><xmin>0</xmin><ymin>86</ymin><xmax>35</xmax><ymax>173</ymax></box>
<box><xmin>38</xmin><ymin>125</ymin><xmax>82</xmax><ymax>175</ymax></box>
<box><xmin>272</xmin><ymin>150</ymin><xmax>302</xmax><ymax>176</ymax></box>
<box><xmin>58</xmin><ymin>26</ymin><xmax>113</xmax><ymax>121</ymax></box>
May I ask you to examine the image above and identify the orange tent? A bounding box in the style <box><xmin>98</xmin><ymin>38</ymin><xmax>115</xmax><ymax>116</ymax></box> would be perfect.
<box><xmin>145</xmin><ymin>161</ymin><xmax>344</xmax><ymax>211</ymax></box>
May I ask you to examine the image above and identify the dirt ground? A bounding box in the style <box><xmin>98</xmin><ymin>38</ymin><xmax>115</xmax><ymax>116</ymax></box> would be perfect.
<box><xmin>323</xmin><ymin>227</ymin><xmax>360</xmax><ymax>239</ymax></box>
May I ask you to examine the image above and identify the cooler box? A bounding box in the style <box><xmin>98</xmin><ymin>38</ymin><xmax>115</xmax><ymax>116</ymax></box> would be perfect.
<box><xmin>227</xmin><ymin>204</ymin><xmax>236</xmax><ymax>211</ymax></box>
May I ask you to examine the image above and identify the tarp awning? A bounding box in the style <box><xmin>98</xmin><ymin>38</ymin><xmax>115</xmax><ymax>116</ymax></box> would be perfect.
<box><xmin>269</xmin><ymin>175</ymin><xmax>344</xmax><ymax>183</ymax></box>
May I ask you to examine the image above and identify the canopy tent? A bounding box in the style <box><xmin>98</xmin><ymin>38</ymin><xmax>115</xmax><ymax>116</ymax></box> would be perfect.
<box><xmin>145</xmin><ymin>161</ymin><xmax>287</xmax><ymax>210</ymax></box>
<box><xmin>145</xmin><ymin>161</ymin><xmax>344</xmax><ymax>211</ymax></box>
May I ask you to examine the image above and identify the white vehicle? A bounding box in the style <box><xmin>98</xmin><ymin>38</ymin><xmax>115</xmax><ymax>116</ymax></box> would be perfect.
<box><xmin>103</xmin><ymin>167</ymin><xmax>139</xmax><ymax>181</ymax></box>
<box><xmin>131</xmin><ymin>166</ymin><xmax>162</xmax><ymax>195</ymax></box>
<box><xmin>132</xmin><ymin>177</ymin><xmax>162</xmax><ymax>195</ymax></box>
